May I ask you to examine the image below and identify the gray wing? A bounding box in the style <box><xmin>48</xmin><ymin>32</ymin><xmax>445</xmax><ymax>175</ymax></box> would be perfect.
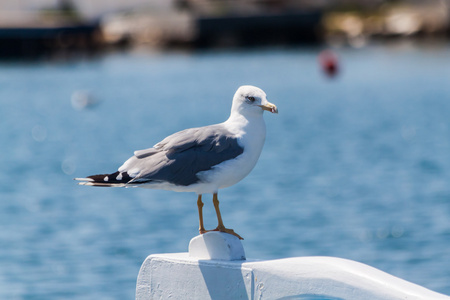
<box><xmin>119</xmin><ymin>124</ymin><xmax>244</xmax><ymax>186</ymax></box>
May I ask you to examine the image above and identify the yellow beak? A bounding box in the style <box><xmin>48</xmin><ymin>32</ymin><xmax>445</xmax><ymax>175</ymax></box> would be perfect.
<box><xmin>259</xmin><ymin>102</ymin><xmax>278</xmax><ymax>114</ymax></box>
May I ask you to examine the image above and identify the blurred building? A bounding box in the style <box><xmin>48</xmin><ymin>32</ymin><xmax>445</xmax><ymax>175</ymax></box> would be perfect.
<box><xmin>0</xmin><ymin>0</ymin><xmax>160</xmax><ymax>20</ymax></box>
<box><xmin>0</xmin><ymin>0</ymin><xmax>449</xmax><ymax>57</ymax></box>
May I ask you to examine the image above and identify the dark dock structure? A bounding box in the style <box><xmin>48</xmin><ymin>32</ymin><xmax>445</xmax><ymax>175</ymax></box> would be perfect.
<box><xmin>0</xmin><ymin>21</ymin><xmax>101</xmax><ymax>58</ymax></box>
<box><xmin>194</xmin><ymin>11</ymin><xmax>323</xmax><ymax>48</ymax></box>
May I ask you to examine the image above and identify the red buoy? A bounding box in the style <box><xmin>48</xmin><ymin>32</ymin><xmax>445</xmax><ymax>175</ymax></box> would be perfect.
<box><xmin>318</xmin><ymin>50</ymin><xmax>339</xmax><ymax>78</ymax></box>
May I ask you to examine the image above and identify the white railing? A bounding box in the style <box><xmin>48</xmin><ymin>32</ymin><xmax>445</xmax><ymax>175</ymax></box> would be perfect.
<box><xmin>136</xmin><ymin>232</ymin><xmax>450</xmax><ymax>300</ymax></box>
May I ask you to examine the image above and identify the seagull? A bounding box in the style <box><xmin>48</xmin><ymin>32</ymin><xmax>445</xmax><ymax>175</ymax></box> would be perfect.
<box><xmin>75</xmin><ymin>85</ymin><xmax>278</xmax><ymax>240</ymax></box>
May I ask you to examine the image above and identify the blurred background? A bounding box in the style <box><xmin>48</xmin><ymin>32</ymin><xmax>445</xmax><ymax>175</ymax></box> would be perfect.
<box><xmin>1</xmin><ymin>0</ymin><xmax>450</xmax><ymax>299</ymax></box>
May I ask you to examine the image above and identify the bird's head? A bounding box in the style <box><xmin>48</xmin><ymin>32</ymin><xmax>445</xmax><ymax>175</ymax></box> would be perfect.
<box><xmin>231</xmin><ymin>85</ymin><xmax>278</xmax><ymax>117</ymax></box>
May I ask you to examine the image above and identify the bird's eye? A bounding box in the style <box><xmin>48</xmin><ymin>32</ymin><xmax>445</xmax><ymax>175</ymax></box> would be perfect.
<box><xmin>247</xmin><ymin>96</ymin><xmax>256</xmax><ymax>102</ymax></box>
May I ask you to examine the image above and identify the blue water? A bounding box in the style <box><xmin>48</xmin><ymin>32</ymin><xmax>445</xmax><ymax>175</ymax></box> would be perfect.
<box><xmin>1</xmin><ymin>42</ymin><xmax>450</xmax><ymax>299</ymax></box>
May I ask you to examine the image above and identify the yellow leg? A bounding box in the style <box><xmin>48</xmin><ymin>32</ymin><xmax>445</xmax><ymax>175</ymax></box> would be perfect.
<box><xmin>197</xmin><ymin>194</ymin><xmax>206</xmax><ymax>234</ymax></box>
<box><xmin>212</xmin><ymin>193</ymin><xmax>243</xmax><ymax>240</ymax></box>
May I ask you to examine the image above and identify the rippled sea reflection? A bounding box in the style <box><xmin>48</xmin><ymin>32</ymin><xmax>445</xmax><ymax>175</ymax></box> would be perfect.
<box><xmin>1</xmin><ymin>43</ymin><xmax>450</xmax><ymax>298</ymax></box>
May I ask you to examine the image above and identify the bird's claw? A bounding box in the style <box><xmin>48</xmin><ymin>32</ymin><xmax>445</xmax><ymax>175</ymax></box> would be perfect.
<box><xmin>199</xmin><ymin>227</ymin><xmax>244</xmax><ymax>240</ymax></box>
<box><xmin>213</xmin><ymin>226</ymin><xmax>244</xmax><ymax>240</ymax></box>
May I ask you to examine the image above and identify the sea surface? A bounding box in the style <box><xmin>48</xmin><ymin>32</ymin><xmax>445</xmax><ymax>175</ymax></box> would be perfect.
<box><xmin>1</xmin><ymin>42</ymin><xmax>450</xmax><ymax>299</ymax></box>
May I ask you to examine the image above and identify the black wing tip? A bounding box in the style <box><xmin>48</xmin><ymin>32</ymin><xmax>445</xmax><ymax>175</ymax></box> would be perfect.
<box><xmin>75</xmin><ymin>171</ymin><xmax>133</xmax><ymax>185</ymax></box>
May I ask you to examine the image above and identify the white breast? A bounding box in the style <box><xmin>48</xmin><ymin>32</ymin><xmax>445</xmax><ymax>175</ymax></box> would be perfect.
<box><xmin>195</xmin><ymin>114</ymin><xmax>267</xmax><ymax>193</ymax></box>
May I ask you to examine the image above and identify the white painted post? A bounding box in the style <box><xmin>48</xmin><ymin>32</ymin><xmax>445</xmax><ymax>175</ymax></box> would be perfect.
<box><xmin>188</xmin><ymin>232</ymin><xmax>246</xmax><ymax>261</ymax></box>
<box><xmin>136</xmin><ymin>232</ymin><xmax>450</xmax><ymax>300</ymax></box>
